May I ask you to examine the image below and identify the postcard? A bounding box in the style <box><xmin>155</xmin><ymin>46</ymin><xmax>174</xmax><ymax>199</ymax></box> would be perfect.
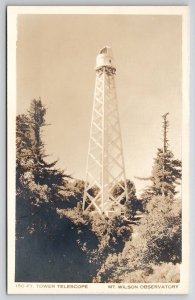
<box><xmin>7</xmin><ymin>6</ymin><xmax>189</xmax><ymax>294</ymax></box>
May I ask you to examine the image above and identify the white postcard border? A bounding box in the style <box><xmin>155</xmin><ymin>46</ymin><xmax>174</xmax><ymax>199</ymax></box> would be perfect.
<box><xmin>7</xmin><ymin>5</ymin><xmax>190</xmax><ymax>294</ymax></box>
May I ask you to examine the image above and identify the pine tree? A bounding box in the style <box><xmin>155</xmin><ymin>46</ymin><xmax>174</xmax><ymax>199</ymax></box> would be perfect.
<box><xmin>16</xmin><ymin>99</ymin><xmax>68</xmax><ymax>211</ymax></box>
<box><xmin>140</xmin><ymin>113</ymin><xmax>182</xmax><ymax>200</ymax></box>
<box><xmin>16</xmin><ymin>98</ymin><xmax>69</xmax><ymax>238</ymax></box>
<box><xmin>27</xmin><ymin>98</ymin><xmax>68</xmax><ymax>197</ymax></box>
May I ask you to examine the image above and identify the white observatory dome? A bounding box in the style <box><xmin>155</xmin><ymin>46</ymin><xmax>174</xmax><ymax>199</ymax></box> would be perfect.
<box><xmin>96</xmin><ymin>46</ymin><xmax>115</xmax><ymax>70</ymax></box>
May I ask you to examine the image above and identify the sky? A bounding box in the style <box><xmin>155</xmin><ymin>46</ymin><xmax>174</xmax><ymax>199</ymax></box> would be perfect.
<box><xmin>16</xmin><ymin>14</ymin><xmax>182</xmax><ymax>195</ymax></box>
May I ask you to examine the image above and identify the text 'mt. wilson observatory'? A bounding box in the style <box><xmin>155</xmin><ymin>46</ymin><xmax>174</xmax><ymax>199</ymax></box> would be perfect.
<box><xmin>83</xmin><ymin>46</ymin><xmax>128</xmax><ymax>217</ymax></box>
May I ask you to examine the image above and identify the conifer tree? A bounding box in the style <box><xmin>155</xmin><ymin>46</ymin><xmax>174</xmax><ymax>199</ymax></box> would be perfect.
<box><xmin>17</xmin><ymin>99</ymin><xmax>68</xmax><ymax>197</ymax></box>
<box><xmin>16</xmin><ymin>98</ymin><xmax>69</xmax><ymax>238</ymax></box>
<box><xmin>27</xmin><ymin>99</ymin><xmax>68</xmax><ymax>196</ymax></box>
<box><xmin>140</xmin><ymin>113</ymin><xmax>182</xmax><ymax>200</ymax></box>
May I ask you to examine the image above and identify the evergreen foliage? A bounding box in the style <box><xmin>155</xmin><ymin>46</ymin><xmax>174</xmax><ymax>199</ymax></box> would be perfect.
<box><xmin>140</xmin><ymin>113</ymin><xmax>182</xmax><ymax>201</ymax></box>
<box><xmin>94</xmin><ymin>195</ymin><xmax>181</xmax><ymax>283</ymax></box>
<box><xmin>16</xmin><ymin>99</ymin><xmax>68</xmax><ymax>239</ymax></box>
<box><xmin>15</xmin><ymin>104</ymin><xmax>182</xmax><ymax>283</ymax></box>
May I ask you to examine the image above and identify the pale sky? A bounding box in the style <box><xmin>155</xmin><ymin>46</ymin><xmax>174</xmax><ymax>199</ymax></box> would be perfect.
<box><xmin>17</xmin><ymin>14</ymin><xmax>182</xmax><ymax>195</ymax></box>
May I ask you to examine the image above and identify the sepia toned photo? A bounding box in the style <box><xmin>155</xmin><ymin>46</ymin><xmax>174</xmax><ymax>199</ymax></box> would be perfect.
<box><xmin>7</xmin><ymin>6</ymin><xmax>189</xmax><ymax>294</ymax></box>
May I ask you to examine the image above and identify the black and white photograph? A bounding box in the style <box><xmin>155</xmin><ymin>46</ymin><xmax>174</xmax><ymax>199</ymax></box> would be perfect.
<box><xmin>7</xmin><ymin>6</ymin><xmax>189</xmax><ymax>294</ymax></box>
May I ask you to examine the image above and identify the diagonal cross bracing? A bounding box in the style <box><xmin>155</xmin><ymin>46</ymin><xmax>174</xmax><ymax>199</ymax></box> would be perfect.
<box><xmin>83</xmin><ymin>48</ymin><xmax>128</xmax><ymax>217</ymax></box>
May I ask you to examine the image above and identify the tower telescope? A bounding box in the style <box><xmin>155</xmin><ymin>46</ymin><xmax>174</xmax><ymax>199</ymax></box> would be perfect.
<box><xmin>83</xmin><ymin>46</ymin><xmax>128</xmax><ymax>217</ymax></box>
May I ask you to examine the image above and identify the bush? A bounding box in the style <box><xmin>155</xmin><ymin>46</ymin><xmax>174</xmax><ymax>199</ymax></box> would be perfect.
<box><xmin>94</xmin><ymin>195</ymin><xmax>181</xmax><ymax>283</ymax></box>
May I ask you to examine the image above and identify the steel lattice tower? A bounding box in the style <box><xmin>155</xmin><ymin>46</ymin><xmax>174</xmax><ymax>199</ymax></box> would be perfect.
<box><xmin>83</xmin><ymin>46</ymin><xmax>128</xmax><ymax>216</ymax></box>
